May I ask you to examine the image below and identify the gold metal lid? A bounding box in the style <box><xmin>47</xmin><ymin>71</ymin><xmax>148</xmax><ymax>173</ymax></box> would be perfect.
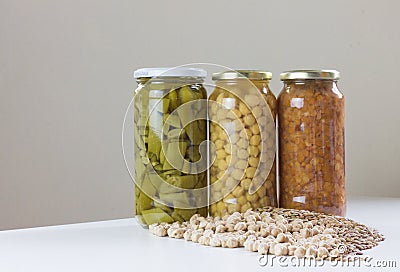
<box><xmin>212</xmin><ymin>70</ymin><xmax>272</xmax><ymax>81</ymax></box>
<box><xmin>280</xmin><ymin>70</ymin><xmax>340</xmax><ymax>80</ymax></box>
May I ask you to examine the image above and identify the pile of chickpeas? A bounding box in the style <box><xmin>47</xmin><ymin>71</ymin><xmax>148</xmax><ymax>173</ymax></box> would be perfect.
<box><xmin>149</xmin><ymin>207</ymin><xmax>384</xmax><ymax>259</ymax></box>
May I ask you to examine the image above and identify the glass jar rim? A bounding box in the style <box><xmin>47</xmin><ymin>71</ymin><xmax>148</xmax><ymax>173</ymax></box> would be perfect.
<box><xmin>212</xmin><ymin>70</ymin><xmax>272</xmax><ymax>81</ymax></box>
<box><xmin>134</xmin><ymin>67</ymin><xmax>207</xmax><ymax>79</ymax></box>
<box><xmin>280</xmin><ymin>70</ymin><xmax>340</xmax><ymax>81</ymax></box>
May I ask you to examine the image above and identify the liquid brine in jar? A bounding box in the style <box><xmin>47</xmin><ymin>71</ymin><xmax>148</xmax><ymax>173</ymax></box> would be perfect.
<box><xmin>209</xmin><ymin>70</ymin><xmax>277</xmax><ymax>217</ymax></box>
<box><xmin>278</xmin><ymin>70</ymin><xmax>345</xmax><ymax>216</ymax></box>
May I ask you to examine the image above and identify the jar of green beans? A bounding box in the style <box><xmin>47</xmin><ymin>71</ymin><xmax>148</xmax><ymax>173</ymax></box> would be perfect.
<box><xmin>133</xmin><ymin>67</ymin><xmax>208</xmax><ymax>227</ymax></box>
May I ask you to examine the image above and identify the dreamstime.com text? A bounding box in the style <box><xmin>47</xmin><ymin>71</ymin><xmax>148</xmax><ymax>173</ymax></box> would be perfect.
<box><xmin>258</xmin><ymin>255</ymin><xmax>397</xmax><ymax>268</ymax></box>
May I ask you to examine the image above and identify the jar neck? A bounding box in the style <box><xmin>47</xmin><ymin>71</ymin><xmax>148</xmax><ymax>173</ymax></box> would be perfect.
<box><xmin>215</xmin><ymin>79</ymin><xmax>271</xmax><ymax>91</ymax></box>
<box><xmin>283</xmin><ymin>79</ymin><xmax>338</xmax><ymax>87</ymax></box>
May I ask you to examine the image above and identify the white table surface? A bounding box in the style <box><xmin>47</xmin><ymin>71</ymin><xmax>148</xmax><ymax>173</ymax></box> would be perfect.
<box><xmin>1</xmin><ymin>196</ymin><xmax>399</xmax><ymax>272</ymax></box>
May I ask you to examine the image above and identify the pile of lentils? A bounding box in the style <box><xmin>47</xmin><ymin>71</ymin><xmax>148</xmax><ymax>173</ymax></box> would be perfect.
<box><xmin>149</xmin><ymin>207</ymin><xmax>384</xmax><ymax>259</ymax></box>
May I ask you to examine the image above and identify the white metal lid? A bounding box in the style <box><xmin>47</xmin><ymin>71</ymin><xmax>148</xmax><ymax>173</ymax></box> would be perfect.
<box><xmin>133</xmin><ymin>67</ymin><xmax>207</xmax><ymax>79</ymax></box>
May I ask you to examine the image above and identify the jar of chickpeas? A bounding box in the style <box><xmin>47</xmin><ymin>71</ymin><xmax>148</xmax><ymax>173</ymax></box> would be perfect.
<box><xmin>209</xmin><ymin>70</ymin><xmax>277</xmax><ymax>217</ymax></box>
<box><xmin>278</xmin><ymin>70</ymin><xmax>345</xmax><ymax>216</ymax></box>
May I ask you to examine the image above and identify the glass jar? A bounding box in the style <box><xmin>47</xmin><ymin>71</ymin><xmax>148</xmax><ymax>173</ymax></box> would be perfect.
<box><xmin>209</xmin><ymin>70</ymin><xmax>277</xmax><ymax>217</ymax></box>
<box><xmin>133</xmin><ymin>67</ymin><xmax>208</xmax><ymax>227</ymax></box>
<box><xmin>278</xmin><ymin>70</ymin><xmax>345</xmax><ymax>216</ymax></box>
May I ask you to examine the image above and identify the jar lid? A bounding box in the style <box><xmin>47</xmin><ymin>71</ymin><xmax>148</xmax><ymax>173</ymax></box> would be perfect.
<box><xmin>280</xmin><ymin>70</ymin><xmax>340</xmax><ymax>80</ymax></box>
<box><xmin>133</xmin><ymin>67</ymin><xmax>207</xmax><ymax>79</ymax></box>
<box><xmin>212</xmin><ymin>70</ymin><xmax>272</xmax><ymax>80</ymax></box>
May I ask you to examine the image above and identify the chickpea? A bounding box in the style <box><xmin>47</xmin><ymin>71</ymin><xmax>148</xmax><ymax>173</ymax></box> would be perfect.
<box><xmin>237</xmin><ymin>149</ymin><xmax>249</xmax><ymax>160</ymax></box>
<box><xmin>232</xmin><ymin>186</ymin><xmax>245</xmax><ymax>198</ymax></box>
<box><xmin>240</xmin><ymin>203</ymin><xmax>251</xmax><ymax>213</ymax></box>
<box><xmin>218</xmin><ymin>160</ymin><xmax>228</xmax><ymax>171</ymax></box>
<box><xmin>225</xmin><ymin>177</ymin><xmax>238</xmax><ymax>188</ymax></box>
<box><xmin>249</xmin><ymin>146</ymin><xmax>259</xmax><ymax>157</ymax></box>
<box><xmin>237</xmin><ymin>195</ymin><xmax>247</xmax><ymax>206</ymax></box>
<box><xmin>235</xmin><ymin>160</ymin><xmax>248</xmax><ymax>170</ymax></box>
<box><xmin>274</xmin><ymin>243</ymin><xmax>289</xmax><ymax>256</ymax></box>
<box><xmin>246</xmin><ymin>193</ymin><xmax>259</xmax><ymax>202</ymax></box>
<box><xmin>250</xmin><ymin>135</ymin><xmax>261</xmax><ymax>146</ymax></box>
<box><xmin>256</xmin><ymin>188</ymin><xmax>269</xmax><ymax>198</ymax></box>
<box><xmin>229</xmin><ymin>133</ymin><xmax>240</xmax><ymax>144</ymax></box>
<box><xmin>245</xmin><ymin>167</ymin><xmax>257</xmax><ymax>178</ymax></box>
<box><xmin>215</xmin><ymin>139</ymin><xmax>224</xmax><ymax>149</ymax></box>
<box><xmin>239</xmin><ymin>102</ymin><xmax>251</xmax><ymax>115</ymax></box>
<box><xmin>240</xmin><ymin>179</ymin><xmax>251</xmax><ymax>191</ymax></box>
<box><xmin>224</xmin><ymin>143</ymin><xmax>231</xmax><ymax>154</ymax></box>
<box><xmin>305</xmin><ymin>245</ymin><xmax>317</xmax><ymax>258</ymax></box>
<box><xmin>244</xmin><ymin>94</ymin><xmax>259</xmax><ymax>107</ymax></box>
<box><xmin>239</xmin><ymin>128</ymin><xmax>252</xmax><ymax>139</ymax></box>
<box><xmin>248</xmin><ymin>157</ymin><xmax>259</xmax><ymax>167</ymax></box>
<box><xmin>216</xmin><ymin>149</ymin><xmax>227</xmax><ymax>159</ymax></box>
<box><xmin>294</xmin><ymin>246</ymin><xmax>306</xmax><ymax>258</ymax></box>
<box><xmin>252</xmin><ymin>106</ymin><xmax>263</xmax><ymax>118</ymax></box>
<box><xmin>231</xmin><ymin>169</ymin><xmax>245</xmax><ymax>181</ymax></box>
<box><xmin>317</xmin><ymin>247</ymin><xmax>329</xmax><ymax>259</ymax></box>
<box><xmin>243</xmin><ymin>114</ymin><xmax>256</xmax><ymax>126</ymax></box>
<box><xmin>250</xmin><ymin>124</ymin><xmax>260</xmax><ymax>135</ymax></box>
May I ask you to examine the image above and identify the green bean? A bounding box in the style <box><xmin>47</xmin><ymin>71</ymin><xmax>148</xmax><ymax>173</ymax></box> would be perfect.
<box><xmin>179</xmin><ymin>86</ymin><xmax>197</xmax><ymax>104</ymax></box>
<box><xmin>141</xmin><ymin>208</ymin><xmax>174</xmax><ymax>225</ymax></box>
<box><xmin>167</xmin><ymin>174</ymin><xmax>197</xmax><ymax>189</ymax></box>
<box><xmin>135</xmin><ymin>187</ymin><xmax>152</xmax><ymax>211</ymax></box>
<box><xmin>168</xmin><ymin>90</ymin><xmax>179</xmax><ymax>110</ymax></box>
<box><xmin>159</xmin><ymin>192</ymin><xmax>190</xmax><ymax>206</ymax></box>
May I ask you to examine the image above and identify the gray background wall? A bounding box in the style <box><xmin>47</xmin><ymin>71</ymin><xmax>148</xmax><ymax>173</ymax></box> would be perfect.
<box><xmin>1</xmin><ymin>0</ymin><xmax>399</xmax><ymax>230</ymax></box>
